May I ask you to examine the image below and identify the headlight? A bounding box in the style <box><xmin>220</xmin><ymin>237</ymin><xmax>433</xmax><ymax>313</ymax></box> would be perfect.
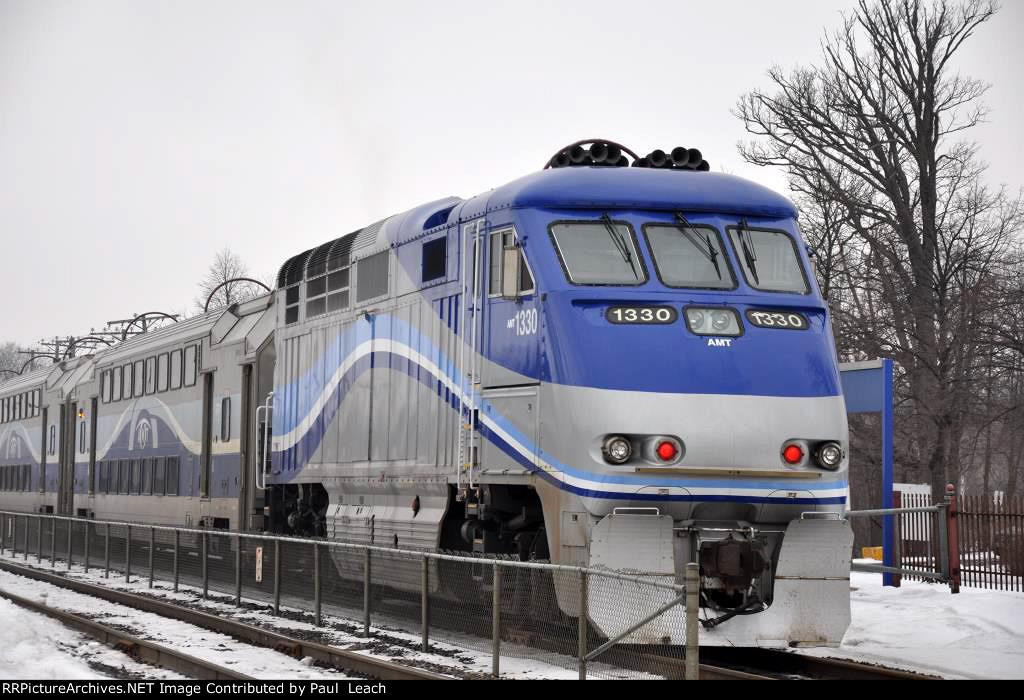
<box><xmin>815</xmin><ymin>442</ymin><xmax>844</xmax><ymax>470</ymax></box>
<box><xmin>602</xmin><ymin>436</ymin><xmax>632</xmax><ymax>465</ymax></box>
<box><xmin>685</xmin><ymin>307</ymin><xmax>742</xmax><ymax>336</ymax></box>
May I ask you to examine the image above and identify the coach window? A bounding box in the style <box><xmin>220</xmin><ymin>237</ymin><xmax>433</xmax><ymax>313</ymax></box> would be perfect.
<box><xmin>143</xmin><ymin>458</ymin><xmax>153</xmax><ymax>495</ymax></box>
<box><xmin>112</xmin><ymin>366</ymin><xmax>122</xmax><ymax>402</ymax></box>
<box><xmin>170</xmin><ymin>349</ymin><xmax>183</xmax><ymax>390</ymax></box>
<box><xmin>117</xmin><ymin>460</ymin><xmax>128</xmax><ymax>494</ymax></box>
<box><xmin>131</xmin><ymin>459</ymin><xmax>142</xmax><ymax>495</ymax></box>
<box><xmin>133</xmin><ymin>360</ymin><xmax>144</xmax><ymax>397</ymax></box>
<box><xmin>165</xmin><ymin>457</ymin><xmax>179</xmax><ymax>496</ymax></box>
<box><xmin>157</xmin><ymin>353</ymin><xmax>169</xmax><ymax>392</ymax></box>
<box><xmin>154</xmin><ymin>457</ymin><xmax>166</xmax><ymax>495</ymax></box>
<box><xmin>102</xmin><ymin>371</ymin><xmax>111</xmax><ymax>403</ymax></box>
<box><xmin>123</xmin><ymin>363</ymin><xmax>133</xmax><ymax>399</ymax></box>
<box><xmin>79</xmin><ymin>421</ymin><xmax>86</xmax><ymax>454</ymax></box>
<box><xmin>221</xmin><ymin>397</ymin><xmax>232</xmax><ymax>442</ymax></box>
<box><xmin>49</xmin><ymin>425</ymin><xmax>56</xmax><ymax>455</ymax></box>
<box><xmin>184</xmin><ymin>345</ymin><xmax>198</xmax><ymax>387</ymax></box>
<box><xmin>422</xmin><ymin>237</ymin><xmax>446</xmax><ymax>284</ymax></box>
<box><xmin>35</xmin><ymin>390</ymin><xmax>41</xmax><ymax>416</ymax></box>
<box><xmin>145</xmin><ymin>357</ymin><xmax>156</xmax><ymax>394</ymax></box>
<box><xmin>13</xmin><ymin>395</ymin><xmax>20</xmax><ymax>421</ymax></box>
<box><xmin>1</xmin><ymin>397</ymin><xmax>6</xmax><ymax>422</ymax></box>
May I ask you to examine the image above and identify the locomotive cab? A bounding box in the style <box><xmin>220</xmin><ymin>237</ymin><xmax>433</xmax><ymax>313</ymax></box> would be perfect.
<box><xmin>477</xmin><ymin>159</ymin><xmax>853</xmax><ymax>645</ymax></box>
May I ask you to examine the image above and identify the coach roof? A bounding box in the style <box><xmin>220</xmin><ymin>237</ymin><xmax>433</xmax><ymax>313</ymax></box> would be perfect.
<box><xmin>480</xmin><ymin>166</ymin><xmax>798</xmax><ymax>219</ymax></box>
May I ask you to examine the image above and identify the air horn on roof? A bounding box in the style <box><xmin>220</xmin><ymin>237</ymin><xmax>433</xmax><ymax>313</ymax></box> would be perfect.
<box><xmin>544</xmin><ymin>139</ymin><xmax>709</xmax><ymax>171</ymax></box>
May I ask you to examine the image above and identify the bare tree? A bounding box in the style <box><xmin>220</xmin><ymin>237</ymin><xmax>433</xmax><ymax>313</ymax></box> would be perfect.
<box><xmin>0</xmin><ymin>343</ymin><xmax>22</xmax><ymax>377</ymax></box>
<box><xmin>194</xmin><ymin>248</ymin><xmax>270</xmax><ymax>313</ymax></box>
<box><xmin>736</xmin><ymin>0</ymin><xmax>1023</xmax><ymax>498</ymax></box>
<box><xmin>0</xmin><ymin>341</ymin><xmax>51</xmax><ymax>378</ymax></box>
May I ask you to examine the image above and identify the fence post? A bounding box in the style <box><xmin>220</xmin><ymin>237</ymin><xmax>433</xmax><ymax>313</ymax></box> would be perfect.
<box><xmin>49</xmin><ymin>517</ymin><xmax>56</xmax><ymax>568</ymax></box>
<box><xmin>577</xmin><ymin>569</ymin><xmax>587</xmax><ymax>681</ymax></box>
<box><xmin>363</xmin><ymin>548</ymin><xmax>371</xmax><ymax>637</ymax></box>
<box><xmin>66</xmin><ymin>519</ymin><xmax>72</xmax><ymax>570</ymax></box>
<box><xmin>173</xmin><ymin>529</ymin><xmax>180</xmax><ymax>592</ymax></box>
<box><xmin>273</xmin><ymin>539</ymin><xmax>281</xmax><ymax>615</ymax></box>
<box><xmin>201</xmin><ymin>530</ymin><xmax>208</xmax><ymax>599</ymax></box>
<box><xmin>946</xmin><ymin>484</ymin><xmax>961</xmax><ymax>594</ymax></box>
<box><xmin>37</xmin><ymin>516</ymin><xmax>43</xmax><ymax>563</ymax></box>
<box><xmin>685</xmin><ymin>562</ymin><xmax>700</xmax><ymax>681</ymax></box>
<box><xmin>126</xmin><ymin>525</ymin><xmax>132</xmax><ymax>583</ymax></box>
<box><xmin>22</xmin><ymin>515</ymin><xmax>28</xmax><ymax>560</ymax></box>
<box><xmin>84</xmin><ymin>521</ymin><xmax>90</xmax><ymax>573</ymax></box>
<box><xmin>149</xmin><ymin>527</ymin><xmax>155</xmax><ymax>588</ymax></box>
<box><xmin>235</xmin><ymin>534</ymin><xmax>243</xmax><ymax>607</ymax></box>
<box><xmin>421</xmin><ymin>556</ymin><xmax>430</xmax><ymax>652</ymax></box>
<box><xmin>1</xmin><ymin>515</ymin><xmax>6</xmax><ymax>555</ymax></box>
<box><xmin>892</xmin><ymin>491</ymin><xmax>902</xmax><ymax>587</ymax></box>
<box><xmin>104</xmin><ymin>524</ymin><xmax>110</xmax><ymax>578</ymax></box>
<box><xmin>313</xmin><ymin>542</ymin><xmax>321</xmax><ymax>626</ymax></box>
<box><xmin>492</xmin><ymin>562</ymin><xmax>501</xmax><ymax>679</ymax></box>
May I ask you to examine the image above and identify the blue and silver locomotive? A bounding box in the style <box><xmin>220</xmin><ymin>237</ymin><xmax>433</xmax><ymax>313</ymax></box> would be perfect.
<box><xmin>0</xmin><ymin>140</ymin><xmax>853</xmax><ymax>646</ymax></box>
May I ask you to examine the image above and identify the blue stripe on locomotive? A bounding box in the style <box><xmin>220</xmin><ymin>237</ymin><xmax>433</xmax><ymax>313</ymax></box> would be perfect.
<box><xmin>270</xmin><ymin>319</ymin><xmax>848</xmax><ymax>503</ymax></box>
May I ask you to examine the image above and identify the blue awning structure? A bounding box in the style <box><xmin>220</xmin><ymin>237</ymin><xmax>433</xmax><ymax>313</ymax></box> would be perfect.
<box><xmin>840</xmin><ymin>359</ymin><xmax>896</xmax><ymax>586</ymax></box>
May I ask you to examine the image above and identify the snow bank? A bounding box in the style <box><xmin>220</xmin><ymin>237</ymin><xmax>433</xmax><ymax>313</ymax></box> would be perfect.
<box><xmin>796</xmin><ymin>570</ymin><xmax>1024</xmax><ymax>679</ymax></box>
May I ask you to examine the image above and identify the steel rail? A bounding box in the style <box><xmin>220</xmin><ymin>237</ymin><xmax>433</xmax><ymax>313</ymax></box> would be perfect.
<box><xmin>699</xmin><ymin>647</ymin><xmax>939</xmax><ymax>680</ymax></box>
<box><xmin>0</xmin><ymin>558</ymin><xmax>447</xmax><ymax>681</ymax></box>
<box><xmin>0</xmin><ymin>585</ymin><xmax>253</xmax><ymax>680</ymax></box>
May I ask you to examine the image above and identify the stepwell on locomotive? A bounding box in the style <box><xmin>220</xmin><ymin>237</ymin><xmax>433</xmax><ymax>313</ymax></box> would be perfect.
<box><xmin>0</xmin><ymin>140</ymin><xmax>854</xmax><ymax>646</ymax></box>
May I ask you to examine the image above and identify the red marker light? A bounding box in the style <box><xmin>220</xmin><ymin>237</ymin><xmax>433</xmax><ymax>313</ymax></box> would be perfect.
<box><xmin>656</xmin><ymin>441</ymin><xmax>678</xmax><ymax>462</ymax></box>
<box><xmin>782</xmin><ymin>444</ymin><xmax>804</xmax><ymax>464</ymax></box>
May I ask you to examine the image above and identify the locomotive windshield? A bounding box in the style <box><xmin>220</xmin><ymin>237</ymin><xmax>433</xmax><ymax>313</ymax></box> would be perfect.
<box><xmin>549</xmin><ymin>219</ymin><xmax>647</xmax><ymax>285</ymax></box>
<box><xmin>727</xmin><ymin>225</ymin><xmax>810</xmax><ymax>294</ymax></box>
<box><xmin>643</xmin><ymin>223</ymin><xmax>736</xmax><ymax>290</ymax></box>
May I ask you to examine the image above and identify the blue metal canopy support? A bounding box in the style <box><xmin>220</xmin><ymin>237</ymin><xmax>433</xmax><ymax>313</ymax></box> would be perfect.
<box><xmin>839</xmin><ymin>359</ymin><xmax>895</xmax><ymax>586</ymax></box>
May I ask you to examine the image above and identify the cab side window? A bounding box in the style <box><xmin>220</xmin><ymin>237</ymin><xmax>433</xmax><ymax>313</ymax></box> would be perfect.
<box><xmin>488</xmin><ymin>228</ymin><xmax>534</xmax><ymax>298</ymax></box>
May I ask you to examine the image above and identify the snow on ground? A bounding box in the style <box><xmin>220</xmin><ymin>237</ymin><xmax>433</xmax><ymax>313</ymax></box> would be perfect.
<box><xmin>0</xmin><ymin>551</ymin><xmax>620</xmax><ymax>679</ymax></box>
<box><xmin>0</xmin><ymin>569</ymin><xmax>359</xmax><ymax>680</ymax></box>
<box><xmin>0</xmin><ymin>595</ymin><xmax>186</xmax><ymax>680</ymax></box>
<box><xmin>794</xmin><ymin>566</ymin><xmax>1024</xmax><ymax>680</ymax></box>
<box><xmin>5</xmin><ymin>549</ymin><xmax>1020</xmax><ymax>680</ymax></box>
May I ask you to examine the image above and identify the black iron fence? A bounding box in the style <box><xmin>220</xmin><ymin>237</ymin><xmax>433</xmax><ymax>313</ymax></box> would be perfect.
<box><xmin>0</xmin><ymin>511</ymin><xmax>695</xmax><ymax>679</ymax></box>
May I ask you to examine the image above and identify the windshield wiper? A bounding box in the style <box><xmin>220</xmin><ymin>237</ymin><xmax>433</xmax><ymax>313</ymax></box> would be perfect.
<box><xmin>674</xmin><ymin>212</ymin><xmax>721</xmax><ymax>280</ymax></box>
<box><xmin>736</xmin><ymin>218</ymin><xmax>760</xmax><ymax>285</ymax></box>
<box><xmin>600</xmin><ymin>213</ymin><xmax>638</xmax><ymax>280</ymax></box>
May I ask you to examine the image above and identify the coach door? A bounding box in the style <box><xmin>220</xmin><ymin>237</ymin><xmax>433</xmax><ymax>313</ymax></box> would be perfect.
<box><xmin>57</xmin><ymin>400</ymin><xmax>75</xmax><ymax>514</ymax></box>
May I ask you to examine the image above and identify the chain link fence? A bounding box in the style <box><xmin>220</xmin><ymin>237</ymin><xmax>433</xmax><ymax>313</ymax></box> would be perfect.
<box><xmin>0</xmin><ymin>511</ymin><xmax>696</xmax><ymax>679</ymax></box>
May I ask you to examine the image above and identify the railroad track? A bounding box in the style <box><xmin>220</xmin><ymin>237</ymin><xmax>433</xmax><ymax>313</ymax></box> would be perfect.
<box><xmin>0</xmin><ymin>558</ymin><xmax>446</xmax><ymax>681</ymax></box>
<box><xmin>699</xmin><ymin>647</ymin><xmax>939</xmax><ymax>680</ymax></box>
<box><xmin>0</xmin><ymin>585</ymin><xmax>252</xmax><ymax>680</ymax></box>
<box><xmin>0</xmin><ymin>555</ymin><xmax>937</xmax><ymax>681</ymax></box>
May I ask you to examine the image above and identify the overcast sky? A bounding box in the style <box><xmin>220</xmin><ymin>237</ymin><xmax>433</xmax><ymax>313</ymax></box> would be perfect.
<box><xmin>1</xmin><ymin>0</ymin><xmax>1021</xmax><ymax>347</ymax></box>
